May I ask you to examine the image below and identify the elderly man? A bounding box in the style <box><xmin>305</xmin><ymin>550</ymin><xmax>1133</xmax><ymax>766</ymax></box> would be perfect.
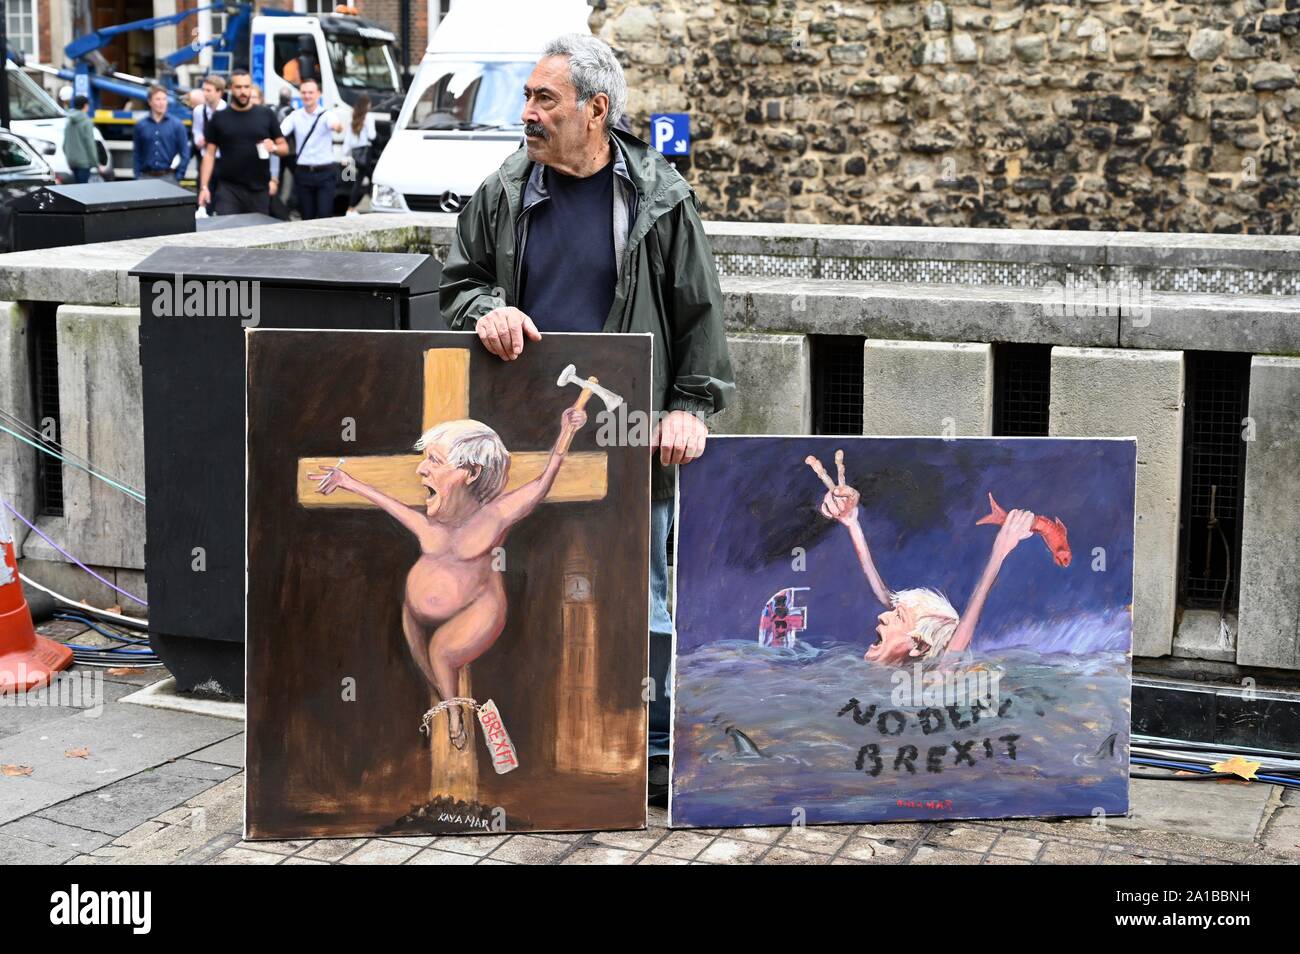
<box><xmin>439</xmin><ymin>33</ymin><xmax>735</xmax><ymax>803</ymax></box>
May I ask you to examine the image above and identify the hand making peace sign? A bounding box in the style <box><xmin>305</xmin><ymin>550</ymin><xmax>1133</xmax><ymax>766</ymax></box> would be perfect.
<box><xmin>806</xmin><ymin>449</ymin><xmax>861</xmax><ymax>525</ymax></box>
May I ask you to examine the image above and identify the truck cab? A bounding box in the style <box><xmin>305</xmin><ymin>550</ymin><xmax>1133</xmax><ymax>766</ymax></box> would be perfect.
<box><xmin>252</xmin><ymin>13</ymin><xmax>402</xmax><ymax>124</ymax></box>
<box><xmin>369</xmin><ymin>1</ymin><xmax>592</xmax><ymax>213</ymax></box>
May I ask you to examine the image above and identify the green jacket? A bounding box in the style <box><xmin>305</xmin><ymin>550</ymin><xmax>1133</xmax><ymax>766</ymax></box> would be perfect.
<box><xmin>64</xmin><ymin>110</ymin><xmax>97</xmax><ymax>170</ymax></box>
<box><xmin>439</xmin><ymin>128</ymin><xmax>735</xmax><ymax>499</ymax></box>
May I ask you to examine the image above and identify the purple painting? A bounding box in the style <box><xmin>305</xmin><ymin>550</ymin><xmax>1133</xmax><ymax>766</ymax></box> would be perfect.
<box><xmin>669</xmin><ymin>437</ymin><xmax>1135</xmax><ymax>829</ymax></box>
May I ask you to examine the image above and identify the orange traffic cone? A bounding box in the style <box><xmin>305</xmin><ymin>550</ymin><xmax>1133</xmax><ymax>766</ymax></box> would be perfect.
<box><xmin>0</xmin><ymin>507</ymin><xmax>72</xmax><ymax>693</ymax></box>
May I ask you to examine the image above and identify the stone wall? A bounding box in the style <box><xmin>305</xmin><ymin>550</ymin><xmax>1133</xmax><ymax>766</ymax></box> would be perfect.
<box><xmin>591</xmin><ymin>0</ymin><xmax>1300</xmax><ymax>233</ymax></box>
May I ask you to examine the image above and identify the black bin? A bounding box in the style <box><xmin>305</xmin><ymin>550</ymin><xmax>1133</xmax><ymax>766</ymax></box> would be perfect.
<box><xmin>130</xmin><ymin>246</ymin><xmax>444</xmax><ymax>694</ymax></box>
<box><xmin>11</xmin><ymin>180</ymin><xmax>196</xmax><ymax>251</ymax></box>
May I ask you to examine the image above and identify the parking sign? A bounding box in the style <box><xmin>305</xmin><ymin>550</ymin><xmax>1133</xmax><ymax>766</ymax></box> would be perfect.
<box><xmin>650</xmin><ymin>113</ymin><xmax>690</xmax><ymax>156</ymax></box>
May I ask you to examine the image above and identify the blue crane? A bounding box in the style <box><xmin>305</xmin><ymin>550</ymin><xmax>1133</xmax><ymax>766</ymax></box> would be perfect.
<box><xmin>61</xmin><ymin>3</ymin><xmax>296</xmax><ymax>117</ymax></box>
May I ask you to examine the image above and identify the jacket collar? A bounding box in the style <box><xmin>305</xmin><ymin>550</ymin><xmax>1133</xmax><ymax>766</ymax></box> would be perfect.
<box><xmin>502</xmin><ymin>127</ymin><xmax>692</xmax><ymax>228</ymax></box>
<box><xmin>519</xmin><ymin>134</ymin><xmax>633</xmax><ymax>215</ymax></box>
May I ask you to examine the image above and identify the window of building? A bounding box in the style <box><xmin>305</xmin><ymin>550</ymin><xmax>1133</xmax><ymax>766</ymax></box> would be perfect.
<box><xmin>6</xmin><ymin>0</ymin><xmax>38</xmax><ymax>61</ymax></box>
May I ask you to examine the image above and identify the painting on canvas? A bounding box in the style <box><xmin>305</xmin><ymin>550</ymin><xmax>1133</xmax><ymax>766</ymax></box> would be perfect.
<box><xmin>245</xmin><ymin>329</ymin><xmax>651</xmax><ymax>838</ymax></box>
<box><xmin>670</xmin><ymin>436</ymin><xmax>1135</xmax><ymax>829</ymax></box>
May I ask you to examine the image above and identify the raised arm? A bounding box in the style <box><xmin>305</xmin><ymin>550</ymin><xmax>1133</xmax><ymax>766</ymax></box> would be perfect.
<box><xmin>809</xmin><ymin>451</ymin><xmax>891</xmax><ymax>607</ymax></box>
<box><xmin>948</xmin><ymin>509</ymin><xmax>1035</xmax><ymax>654</ymax></box>
<box><xmin>451</xmin><ymin>407</ymin><xmax>588</xmax><ymax>557</ymax></box>
<box><xmin>842</xmin><ymin>519</ymin><xmax>891</xmax><ymax>608</ymax></box>
<box><xmin>308</xmin><ymin>465</ymin><xmax>429</xmax><ymax>540</ymax></box>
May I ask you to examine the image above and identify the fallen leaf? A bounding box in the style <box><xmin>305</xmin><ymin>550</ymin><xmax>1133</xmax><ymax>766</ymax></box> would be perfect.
<box><xmin>65</xmin><ymin>747</ymin><xmax>90</xmax><ymax>759</ymax></box>
<box><xmin>1210</xmin><ymin>755</ymin><xmax>1260</xmax><ymax>780</ymax></box>
<box><xmin>2</xmin><ymin>764</ymin><xmax>33</xmax><ymax>777</ymax></box>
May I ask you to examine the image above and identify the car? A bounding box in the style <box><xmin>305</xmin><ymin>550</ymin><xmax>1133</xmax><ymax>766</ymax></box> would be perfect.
<box><xmin>0</xmin><ymin>128</ymin><xmax>59</xmax><ymax>252</ymax></box>
<box><xmin>6</xmin><ymin>63</ymin><xmax>111</xmax><ymax>182</ymax></box>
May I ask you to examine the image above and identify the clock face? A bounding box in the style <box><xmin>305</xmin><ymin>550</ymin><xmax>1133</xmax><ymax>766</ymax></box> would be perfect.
<box><xmin>564</xmin><ymin>573</ymin><xmax>592</xmax><ymax>602</ymax></box>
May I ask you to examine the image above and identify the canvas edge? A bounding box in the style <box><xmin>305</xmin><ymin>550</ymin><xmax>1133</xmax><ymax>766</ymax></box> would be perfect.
<box><xmin>1120</xmin><ymin>436</ymin><xmax>1138</xmax><ymax>818</ymax></box>
<box><xmin>666</xmin><ymin>462</ymin><xmax>681</xmax><ymax>828</ymax></box>
<box><xmin>242</xmin><ymin>327</ymin><xmax>253</xmax><ymax>841</ymax></box>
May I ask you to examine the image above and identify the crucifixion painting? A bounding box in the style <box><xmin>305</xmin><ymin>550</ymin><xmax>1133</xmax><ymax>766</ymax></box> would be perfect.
<box><xmin>245</xmin><ymin>330</ymin><xmax>651</xmax><ymax>839</ymax></box>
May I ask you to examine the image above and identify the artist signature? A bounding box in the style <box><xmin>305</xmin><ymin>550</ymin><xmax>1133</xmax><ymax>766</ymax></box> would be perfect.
<box><xmin>436</xmin><ymin>813</ymin><xmax>490</xmax><ymax>829</ymax></box>
<box><xmin>896</xmin><ymin>799</ymin><xmax>954</xmax><ymax>811</ymax></box>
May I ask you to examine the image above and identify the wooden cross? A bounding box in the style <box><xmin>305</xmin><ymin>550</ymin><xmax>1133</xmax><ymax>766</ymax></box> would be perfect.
<box><xmin>294</xmin><ymin>348</ymin><xmax>609</xmax><ymax>806</ymax></box>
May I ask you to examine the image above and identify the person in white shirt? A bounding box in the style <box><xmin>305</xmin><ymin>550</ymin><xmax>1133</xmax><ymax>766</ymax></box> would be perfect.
<box><xmin>280</xmin><ymin>77</ymin><xmax>342</xmax><ymax>219</ymax></box>
<box><xmin>343</xmin><ymin>92</ymin><xmax>378</xmax><ymax>215</ymax></box>
<box><xmin>191</xmin><ymin>75</ymin><xmax>227</xmax><ymax>150</ymax></box>
<box><xmin>192</xmin><ymin>75</ymin><xmax>226</xmax><ymax>211</ymax></box>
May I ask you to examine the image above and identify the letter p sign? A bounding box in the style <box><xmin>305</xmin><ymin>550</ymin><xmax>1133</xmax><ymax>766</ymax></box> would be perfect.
<box><xmin>651</xmin><ymin>113</ymin><xmax>690</xmax><ymax>156</ymax></box>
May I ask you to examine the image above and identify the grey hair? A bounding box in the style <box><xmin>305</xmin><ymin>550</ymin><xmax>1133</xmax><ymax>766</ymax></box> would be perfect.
<box><xmin>414</xmin><ymin>419</ymin><xmax>511</xmax><ymax>504</ymax></box>
<box><xmin>891</xmin><ymin>588</ymin><xmax>960</xmax><ymax>660</ymax></box>
<box><xmin>542</xmin><ymin>32</ymin><xmax>627</xmax><ymax>132</ymax></box>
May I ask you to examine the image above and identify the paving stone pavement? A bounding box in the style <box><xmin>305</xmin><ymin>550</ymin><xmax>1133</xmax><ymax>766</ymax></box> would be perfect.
<box><xmin>3</xmin><ymin>667</ymin><xmax>1299</xmax><ymax>866</ymax></box>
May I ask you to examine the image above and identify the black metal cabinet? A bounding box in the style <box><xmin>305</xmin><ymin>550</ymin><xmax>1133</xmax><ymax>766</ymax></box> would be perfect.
<box><xmin>130</xmin><ymin>247</ymin><xmax>443</xmax><ymax>693</ymax></box>
<box><xmin>12</xmin><ymin>180</ymin><xmax>196</xmax><ymax>251</ymax></box>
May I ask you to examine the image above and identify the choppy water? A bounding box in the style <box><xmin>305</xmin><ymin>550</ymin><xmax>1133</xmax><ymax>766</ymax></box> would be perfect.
<box><xmin>670</xmin><ymin>639</ymin><xmax>1130</xmax><ymax>828</ymax></box>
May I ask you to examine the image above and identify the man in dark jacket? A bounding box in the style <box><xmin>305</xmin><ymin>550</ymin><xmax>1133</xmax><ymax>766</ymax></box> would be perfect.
<box><xmin>439</xmin><ymin>33</ymin><xmax>735</xmax><ymax>802</ymax></box>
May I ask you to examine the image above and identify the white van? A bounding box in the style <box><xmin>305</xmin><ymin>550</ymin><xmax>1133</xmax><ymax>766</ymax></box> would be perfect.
<box><xmin>7</xmin><ymin>64</ymin><xmax>109</xmax><ymax>181</ymax></box>
<box><xmin>369</xmin><ymin>0</ymin><xmax>592</xmax><ymax>213</ymax></box>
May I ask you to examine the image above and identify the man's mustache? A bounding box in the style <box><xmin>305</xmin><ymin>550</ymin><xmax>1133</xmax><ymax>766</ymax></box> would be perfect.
<box><xmin>524</xmin><ymin>123</ymin><xmax>548</xmax><ymax>139</ymax></box>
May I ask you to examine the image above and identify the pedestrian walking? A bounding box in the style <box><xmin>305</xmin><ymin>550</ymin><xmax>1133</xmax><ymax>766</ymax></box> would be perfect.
<box><xmin>280</xmin><ymin>77</ymin><xmax>342</xmax><ymax>219</ymax></box>
<box><xmin>133</xmin><ymin>85</ymin><xmax>189</xmax><ymax>183</ymax></box>
<box><xmin>197</xmin><ymin>71</ymin><xmax>288</xmax><ymax>216</ymax></box>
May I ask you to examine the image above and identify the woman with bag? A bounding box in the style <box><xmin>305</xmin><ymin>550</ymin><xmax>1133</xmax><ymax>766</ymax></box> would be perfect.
<box><xmin>344</xmin><ymin>93</ymin><xmax>378</xmax><ymax>215</ymax></box>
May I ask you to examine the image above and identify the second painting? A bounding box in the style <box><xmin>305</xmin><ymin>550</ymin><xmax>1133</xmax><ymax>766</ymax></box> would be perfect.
<box><xmin>670</xmin><ymin>436</ymin><xmax>1135</xmax><ymax>829</ymax></box>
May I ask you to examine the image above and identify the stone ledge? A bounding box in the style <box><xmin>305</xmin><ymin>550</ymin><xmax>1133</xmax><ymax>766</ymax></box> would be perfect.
<box><xmin>723</xmin><ymin>277</ymin><xmax>1300</xmax><ymax>353</ymax></box>
<box><xmin>701</xmin><ymin>221</ymin><xmax>1300</xmax><ymax>271</ymax></box>
<box><xmin>0</xmin><ymin>213</ymin><xmax>452</xmax><ymax>307</ymax></box>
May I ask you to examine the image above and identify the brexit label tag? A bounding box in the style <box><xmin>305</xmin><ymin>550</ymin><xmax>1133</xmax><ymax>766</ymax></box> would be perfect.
<box><xmin>478</xmin><ymin>699</ymin><xmax>519</xmax><ymax>774</ymax></box>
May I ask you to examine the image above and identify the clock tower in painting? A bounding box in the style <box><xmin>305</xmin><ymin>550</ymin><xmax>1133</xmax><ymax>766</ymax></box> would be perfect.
<box><xmin>554</xmin><ymin>534</ymin><xmax>640</xmax><ymax>774</ymax></box>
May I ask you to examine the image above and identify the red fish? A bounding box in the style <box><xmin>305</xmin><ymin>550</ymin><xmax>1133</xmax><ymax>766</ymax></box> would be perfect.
<box><xmin>976</xmin><ymin>492</ymin><xmax>1072</xmax><ymax>567</ymax></box>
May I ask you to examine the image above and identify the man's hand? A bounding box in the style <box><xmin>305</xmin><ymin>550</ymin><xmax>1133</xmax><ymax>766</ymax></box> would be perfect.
<box><xmin>259</xmin><ymin>138</ymin><xmax>277</xmax><ymax>154</ymax></box>
<box><xmin>992</xmin><ymin>509</ymin><xmax>1035</xmax><ymax>563</ymax></box>
<box><xmin>651</xmin><ymin>410</ymin><xmax>707</xmax><ymax>466</ymax></box>
<box><xmin>198</xmin><ymin>187</ymin><xmax>211</xmax><ymax>207</ymax></box>
<box><xmin>476</xmin><ymin>306</ymin><xmax>541</xmax><ymax>361</ymax></box>
<box><xmin>269</xmin><ymin>178</ymin><xmax>279</xmax><ymax>197</ymax></box>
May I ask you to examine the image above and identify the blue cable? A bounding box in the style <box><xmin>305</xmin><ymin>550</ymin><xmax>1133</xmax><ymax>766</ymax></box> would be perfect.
<box><xmin>1131</xmin><ymin>755</ymin><xmax>1300</xmax><ymax>788</ymax></box>
<box><xmin>53</xmin><ymin>612</ymin><xmax>151</xmax><ymax>645</ymax></box>
<box><xmin>66</xmin><ymin>643</ymin><xmax>156</xmax><ymax>654</ymax></box>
